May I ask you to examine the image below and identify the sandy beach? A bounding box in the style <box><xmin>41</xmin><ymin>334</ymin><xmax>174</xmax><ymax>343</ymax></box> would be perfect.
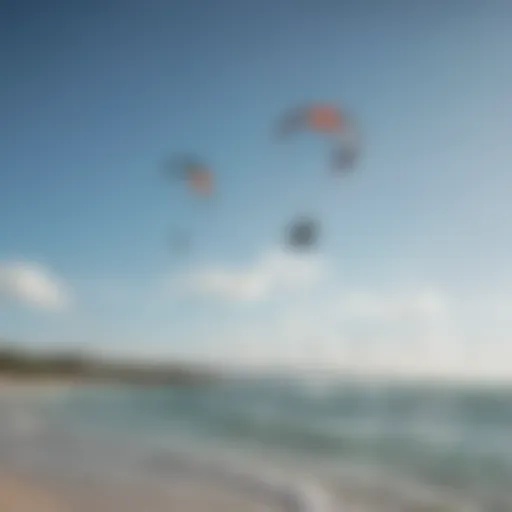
<box><xmin>0</xmin><ymin>472</ymin><xmax>67</xmax><ymax>512</ymax></box>
<box><xmin>0</xmin><ymin>377</ymin><xmax>84</xmax><ymax>398</ymax></box>
<box><xmin>0</xmin><ymin>469</ymin><xmax>274</xmax><ymax>512</ymax></box>
<box><xmin>2</xmin><ymin>377</ymin><xmax>511</xmax><ymax>511</ymax></box>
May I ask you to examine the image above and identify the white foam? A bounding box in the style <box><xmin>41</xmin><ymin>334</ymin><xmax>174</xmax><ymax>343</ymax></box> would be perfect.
<box><xmin>152</xmin><ymin>451</ymin><xmax>335</xmax><ymax>511</ymax></box>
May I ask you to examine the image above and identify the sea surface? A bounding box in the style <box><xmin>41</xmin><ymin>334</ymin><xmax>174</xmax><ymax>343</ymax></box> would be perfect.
<box><xmin>1</xmin><ymin>376</ymin><xmax>512</xmax><ymax>511</ymax></box>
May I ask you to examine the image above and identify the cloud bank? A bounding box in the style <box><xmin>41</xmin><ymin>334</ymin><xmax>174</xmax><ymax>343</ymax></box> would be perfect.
<box><xmin>157</xmin><ymin>249</ymin><xmax>512</xmax><ymax>380</ymax></box>
<box><xmin>337</xmin><ymin>288</ymin><xmax>450</xmax><ymax>321</ymax></box>
<box><xmin>0</xmin><ymin>261</ymin><xmax>70</xmax><ymax>311</ymax></box>
<box><xmin>173</xmin><ymin>249</ymin><xmax>326</xmax><ymax>302</ymax></box>
<box><xmin>3</xmin><ymin>250</ymin><xmax>510</xmax><ymax>381</ymax></box>
<box><xmin>180</xmin><ymin>282</ymin><xmax>512</xmax><ymax>381</ymax></box>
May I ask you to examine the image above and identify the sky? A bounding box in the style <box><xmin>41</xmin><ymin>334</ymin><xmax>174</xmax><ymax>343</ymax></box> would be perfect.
<box><xmin>2</xmin><ymin>0</ymin><xmax>512</xmax><ymax>380</ymax></box>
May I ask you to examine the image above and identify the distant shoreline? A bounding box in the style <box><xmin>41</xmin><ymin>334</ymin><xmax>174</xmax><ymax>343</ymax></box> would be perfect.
<box><xmin>0</xmin><ymin>345</ymin><xmax>220</xmax><ymax>388</ymax></box>
<box><xmin>0</xmin><ymin>375</ymin><xmax>112</xmax><ymax>398</ymax></box>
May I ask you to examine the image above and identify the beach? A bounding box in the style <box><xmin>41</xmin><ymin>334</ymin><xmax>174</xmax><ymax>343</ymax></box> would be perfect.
<box><xmin>0</xmin><ymin>472</ymin><xmax>66</xmax><ymax>512</ymax></box>
<box><xmin>1</xmin><ymin>377</ymin><xmax>511</xmax><ymax>511</ymax></box>
<box><xmin>0</xmin><ymin>469</ymin><xmax>275</xmax><ymax>512</ymax></box>
<box><xmin>0</xmin><ymin>471</ymin><xmax>301</xmax><ymax>512</ymax></box>
<box><xmin>0</xmin><ymin>382</ymin><xmax>330</xmax><ymax>512</ymax></box>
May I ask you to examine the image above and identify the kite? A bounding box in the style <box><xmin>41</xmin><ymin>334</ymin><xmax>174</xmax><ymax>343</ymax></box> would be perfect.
<box><xmin>166</xmin><ymin>155</ymin><xmax>214</xmax><ymax>197</ymax></box>
<box><xmin>277</xmin><ymin>103</ymin><xmax>360</xmax><ymax>172</ymax></box>
<box><xmin>160</xmin><ymin>154</ymin><xmax>216</xmax><ymax>256</ymax></box>
<box><xmin>285</xmin><ymin>216</ymin><xmax>320</xmax><ymax>250</ymax></box>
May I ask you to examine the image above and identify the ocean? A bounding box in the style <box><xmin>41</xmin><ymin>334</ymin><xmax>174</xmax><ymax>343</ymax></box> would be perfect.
<box><xmin>1</xmin><ymin>376</ymin><xmax>511</xmax><ymax>511</ymax></box>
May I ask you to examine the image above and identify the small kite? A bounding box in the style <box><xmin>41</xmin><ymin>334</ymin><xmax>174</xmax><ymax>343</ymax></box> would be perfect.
<box><xmin>285</xmin><ymin>216</ymin><xmax>320</xmax><ymax>250</ymax></box>
<box><xmin>160</xmin><ymin>154</ymin><xmax>216</xmax><ymax>256</ymax></box>
<box><xmin>166</xmin><ymin>155</ymin><xmax>214</xmax><ymax>197</ymax></box>
<box><xmin>277</xmin><ymin>103</ymin><xmax>360</xmax><ymax>172</ymax></box>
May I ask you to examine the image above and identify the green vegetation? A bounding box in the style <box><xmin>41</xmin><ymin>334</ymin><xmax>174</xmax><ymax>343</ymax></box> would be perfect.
<box><xmin>0</xmin><ymin>345</ymin><xmax>218</xmax><ymax>387</ymax></box>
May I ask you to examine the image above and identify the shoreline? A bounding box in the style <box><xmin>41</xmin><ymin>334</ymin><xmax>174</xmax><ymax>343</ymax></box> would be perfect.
<box><xmin>0</xmin><ymin>466</ymin><xmax>297</xmax><ymax>512</ymax></box>
<box><xmin>0</xmin><ymin>376</ymin><xmax>100</xmax><ymax>397</ymax></box>
<box><xmin>0</xmin><ymin>471</ymin><xmax>67</xmax><ymax>512</ymax></box>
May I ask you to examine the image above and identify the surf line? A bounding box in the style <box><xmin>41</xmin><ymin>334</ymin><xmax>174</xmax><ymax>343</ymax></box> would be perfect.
<box><xmin>151</xmin><ymin>451</ymin><xmax>335</xmax><ymax>511</ymax></box>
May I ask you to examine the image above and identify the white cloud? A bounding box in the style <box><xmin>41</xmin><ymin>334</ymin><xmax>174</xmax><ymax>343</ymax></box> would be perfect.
<box><xmin>164</xmin><ymin>281</ymin><xmax>512</xmax><ymax>381</ymax></box>
<box><xmin>172</xmin><ymin>249</ymin><xmax>326</xmax><ymax>302</ymax></box>
<box><xmin>186</xmin><ymin>283</ymin><xmax>512</xmax><ymax>381</ymax></box>
<box><xmin>0</xmin><ymin>261</ymin><xmax>70</xmax><ymax>311</ymax></box>
<box><xmin>338</xmin><ymin>287</ymin><xmax>450</xmax><ymax>321</ymax></box>
<box><xmin>5</xmin><ymin>253</ymin><xmax>508</xmax><ymax>381</ymax></box>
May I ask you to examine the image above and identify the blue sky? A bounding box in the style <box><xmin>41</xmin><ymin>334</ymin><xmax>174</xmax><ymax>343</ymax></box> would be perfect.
<box><xmin>2</xmin><ymin>0</ymin><xmax>512</xmax><ymax>379</ymax></box>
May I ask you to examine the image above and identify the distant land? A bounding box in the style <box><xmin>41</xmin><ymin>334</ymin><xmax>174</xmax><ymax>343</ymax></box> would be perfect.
<box><xmin>0</xmin><ymin>344</ymin><xmax>220</xmax><ymax>387</ymax></box>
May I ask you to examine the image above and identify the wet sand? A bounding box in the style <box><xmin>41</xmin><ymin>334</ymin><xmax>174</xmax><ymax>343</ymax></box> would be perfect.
<box><xmin>0</xmin><ymin>469</ymin><xmax>274</xmax><ymax>512</ymax></box>
<box><xmin>0</xmin><ymin>472</ymin><xmax>66</xmax><ymax>512</ymax></box>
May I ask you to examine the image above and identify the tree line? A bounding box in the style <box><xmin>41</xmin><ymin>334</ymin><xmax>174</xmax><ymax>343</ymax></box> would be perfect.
<box><xmin>0</xmin><ymin>344</ymin><xmax>218</xmax><ymax>386</ymax></box>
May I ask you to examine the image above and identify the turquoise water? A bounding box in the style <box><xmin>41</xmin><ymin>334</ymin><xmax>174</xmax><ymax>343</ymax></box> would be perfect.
<box><xmin>2</xmin><ymin>377</ymin><xmax>512</xmax><ymax>510</ymax></box>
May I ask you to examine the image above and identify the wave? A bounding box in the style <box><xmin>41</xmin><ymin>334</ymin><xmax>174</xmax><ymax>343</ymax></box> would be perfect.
<box><xmin>4</xmin><ymin>378</ymin><xmax>512</xmax><ymax>510</ymax></box>
<box><xmin>150</xmin><ymin>450</ymin><xmax>335</xmax><ymax>511</ymax></box>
